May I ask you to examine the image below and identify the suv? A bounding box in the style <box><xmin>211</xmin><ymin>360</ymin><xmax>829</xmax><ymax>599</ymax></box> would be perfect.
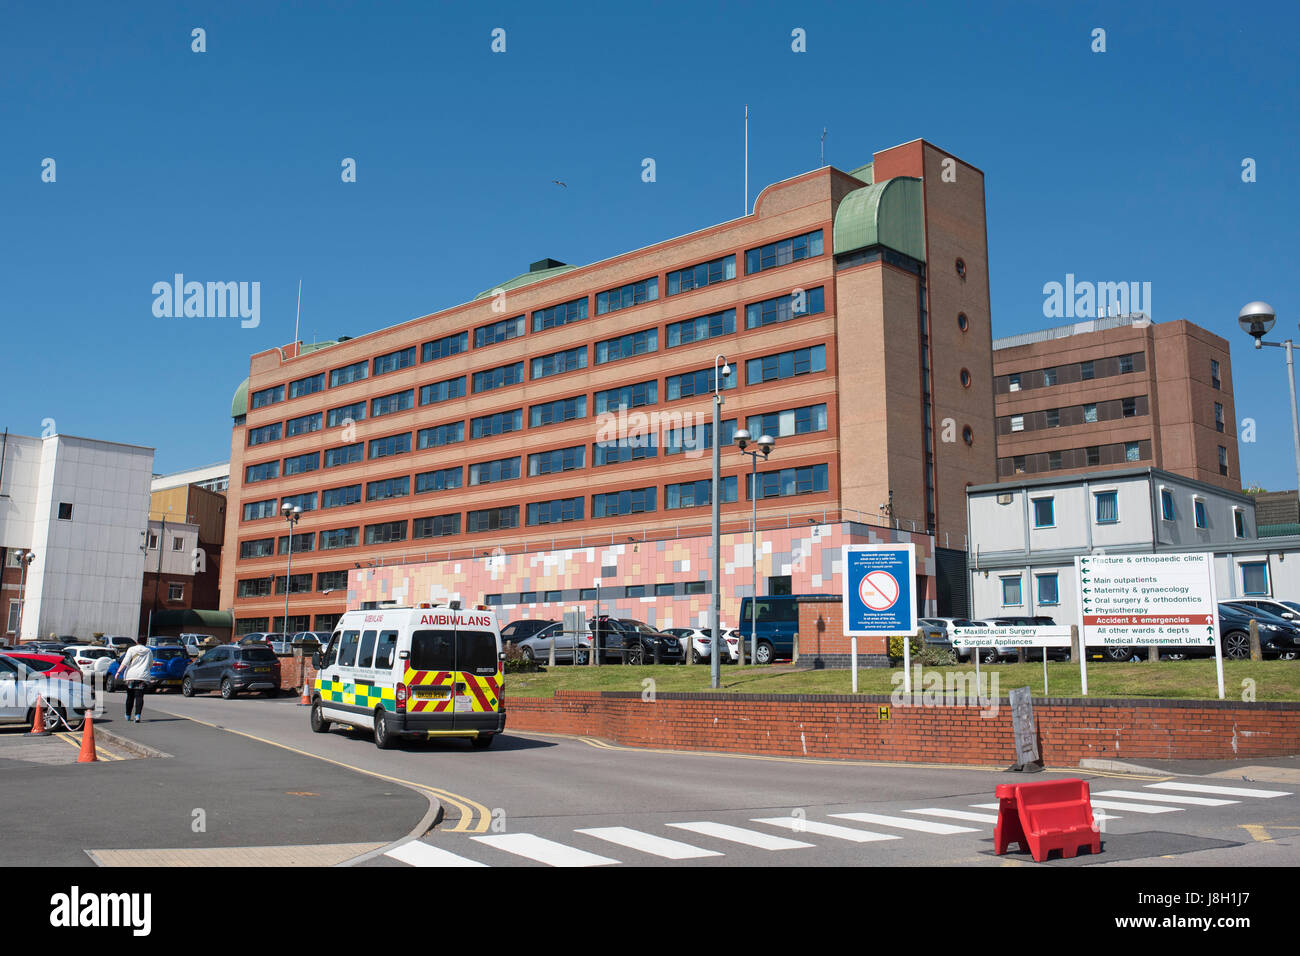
<box><xmin>107</xmin><ymin>644</ymin><xmax>192</xmax><ymax>691</ymax></box>
<box><xmin>183</xmin><ymin>644</ymin><xmax>282</xmax><ymax>699</ymax></box>
<box><xmin>177</xmin><ymin>633</ymin><xmax>220</xmax><ymax>657</ymax></box>
<box><xmin>588</xmin><ymin>617</ymin><xmax>684</xmax><ymax>664</ymax></box>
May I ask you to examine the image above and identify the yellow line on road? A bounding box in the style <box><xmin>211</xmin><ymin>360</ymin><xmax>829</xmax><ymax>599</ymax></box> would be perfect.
<box><xmin>169</xmin><ymin>713</ymin><xmax>493</xmax><ymax>833</ymax></box>
<box><xmin>54</xmin><ymin>732</ymin><xmax>124</xmax><ymax>760</ymax></box>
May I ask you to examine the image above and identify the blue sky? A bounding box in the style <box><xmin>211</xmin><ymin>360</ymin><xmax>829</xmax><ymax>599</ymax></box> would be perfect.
<box><xmin>2</xmin><ymin>0</ymin><xmax>1297</xmax><ymax>488</ymax></box>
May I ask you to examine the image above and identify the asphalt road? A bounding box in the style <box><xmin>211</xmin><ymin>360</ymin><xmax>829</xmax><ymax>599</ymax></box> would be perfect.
<box><xmin>96</xmin><ymin>690</ymin><xmax>1300</xmax><ymax>869</ymax></box>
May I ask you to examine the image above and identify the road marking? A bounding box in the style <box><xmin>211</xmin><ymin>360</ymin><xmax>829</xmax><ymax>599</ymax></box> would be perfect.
<box><xmin>830</xmin><ymin>812</ymin><xmax>977</xmax><ymax>834</ymax></box>
<box><xmin>969</xmin><ymin>803</ymin><xmax>1000</xmax><ymax>809</ymax></box>
<box><xmin>1088</xmin><ymin>799</ymin><xmax>1181</xmax><ymax>814</ymax></box>
<box><xmin>906</xmin><ymin>808</ymin><xmax>999</xmax><ymax>824</ymax></box>
<box><xmin>575</xmin><ymin>827</ymin><xmax>722</xmax><ymax>859</ymax></box>
<box><xmin>969</xmin><ymin>802</ymin><xmax>1118</xmax><ymax>820</ymax></box>
<box><xmin>752</xmin><ymin>817</ymin><xmax>900</xmax><ymax>843</ymax></box>
<box><xmin>472</xmin><ymin>833</ymin><xmax>619</xmax><ymax>867</ymax></box>
<box><xmin>667</xmin><ymin>822</ymin><xmax>814</xmax><ymax>850</ymax></box>
<box><xmin>55</xmin><ymin>732</ymin><xmax>124</xmax><ymax>760</ymax></box>
<box><xmin>1095</xmin><ymin>789</ymin><xmax>1237</xmax><ymax>807</ymax></box>
<box><xmin>386</xmin><ymin>840</ymin><xmax>487</xmax><ymax>867</ymax></box>
<box><xmin>1146</xmin><ymin>782</ymin><xmax>1292</xmax><ymax>799</ymax></box>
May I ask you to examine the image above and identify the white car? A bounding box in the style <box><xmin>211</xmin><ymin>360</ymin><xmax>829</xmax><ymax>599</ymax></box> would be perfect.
<box><xmin>665</xmin><ymin>628</ymin><xmax>739</xmax><ymax>664</ymax></box>
<box><xmin>64</xmin><ymin>645</ymin><xmax>115</xmax><ymax>677</ymax></box>
<box><xmin>0</xmin><ymin>654</ymin><xmax>93</xmax><ymax>730</ymax></box>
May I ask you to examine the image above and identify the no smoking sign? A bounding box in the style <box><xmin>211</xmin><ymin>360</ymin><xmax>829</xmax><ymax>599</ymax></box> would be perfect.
<box><xmin>842</xmin><ymin>544</ymin><xmax>916</xmax><ymax>637</ymax></box>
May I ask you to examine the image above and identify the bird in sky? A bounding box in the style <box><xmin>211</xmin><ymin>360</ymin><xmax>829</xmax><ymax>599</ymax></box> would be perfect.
<box><xmin>552</xmin><ymin>179</ymin><xmax>567</xmax><ymax>188</ymax></box>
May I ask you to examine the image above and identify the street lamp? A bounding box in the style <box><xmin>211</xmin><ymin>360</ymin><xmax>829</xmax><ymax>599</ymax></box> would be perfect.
<box><xmin>14</xmin><ymin>550</ymin><xmax>35</xmax><ymax>640</ymax></box>
<box><xmin>710</xmin><ymin>353</ymin><xmax>732</xmax><ymax>690</ymax></box>
<box><xmin>1238</xmin><ymin>301</ymin><xmax>1300</xmax><ymax>491</ymax></box>
<box><xmin>281</xmin><ymin>503</ymin><xmax>303</xmax><ymax>636</ymax></box>
<box><xmin>734</xmin><ymin>429</ymin><xmax>775</xmax><ymax>666</ymax></box>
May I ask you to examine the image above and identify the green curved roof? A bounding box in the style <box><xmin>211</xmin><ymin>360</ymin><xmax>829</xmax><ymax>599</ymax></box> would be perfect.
<box><xmin>833</xmin><ymin>176</ymin><xmax>925</xmax><ymax>262</ymax></box>
<box><xmin>475</xmin><ymin>263</ymin><xmax>578</xmax><ymax>300</ymax></box>
<box><xmin>231</xmin><ymin>378</ymin><xmax>249</xmax><ymax>418</ymax></box>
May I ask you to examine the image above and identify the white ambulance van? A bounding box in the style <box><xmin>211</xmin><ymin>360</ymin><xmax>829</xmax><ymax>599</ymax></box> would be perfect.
<box><xmin>309</xmin><ymin>603</ymin><xmax>505</xmax><ymax>749</ymax></box>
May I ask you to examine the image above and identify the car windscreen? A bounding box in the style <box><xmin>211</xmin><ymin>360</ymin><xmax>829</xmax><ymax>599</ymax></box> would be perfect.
<box><xmin>153</xmin><ymin>647</ymin><xmax>189</xmax><ymax>660</ymax></box>
<box><xmin>240</xmin><ymin>646</ymin><xmax>278</xmax><ymax>662</ymax></box>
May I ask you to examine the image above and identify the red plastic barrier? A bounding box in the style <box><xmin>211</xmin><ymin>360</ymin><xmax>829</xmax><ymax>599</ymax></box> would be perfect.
<box><xmin>994</xmin><ymin>779</ymin><xmax>1100</xmax><ymax>862</ymax></box>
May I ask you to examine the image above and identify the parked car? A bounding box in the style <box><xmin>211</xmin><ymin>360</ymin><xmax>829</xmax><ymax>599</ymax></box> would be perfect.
<box><xmin>499</xmin><ymin>619</ymin><xmax>558</xmax><ymax>649</ymax></box>
<box><xmin>146</xmin><ymin>636</ymin><xmax>183</xmax><ymax>648</ymax></box>
<box><xmin>237</xmin><ymin>632</ymin><xmax>287</xmax><ymax>648</ymax></box>
<box><xmin>286</xmin><ymin>631</ymin><xmax>331</xmax><ymax>654</ymax></box>
<box><xmin>107</xmin><ymin>644</ymin><xmax>192</xmax><ymax>692</ymax></box>
<box><xmin>516</xmin><ymin>621</ymin><xmax>593</xmax><ymax>664</ymax></box>
<box><xmin>15</xmin><ymin>641</ymin><xmax>77</xmax><ymax>656</ymax></box>
<box><xmin>736</xmin><ymin>595</ymin><xmax>834</xmax><ymax>663</ymax></box>
<box><xmin>1095</xmin><ymin>603</ymin><xmax>1300</xmax><ymax>662</ymax></box>
<box><xmin>100</xmin><ymin>636</ymin><xmax>136</xmax><ymax>655</ymax></box>
<box><xmin>182</xmin><ymin>644</ymin><xmax>282</xmax><ymax>699</ymax></box>
<box><xmin>664</xmin><ymin>627</ymin><xmax>739</xmax><ymax>664</ymax></box>
<box><xmin>5</xmin><ymin>652</ymin><xmax>84</xmax><ymax>681</ymax></box>
<box><xmin>1223</xmin><ymin>599</ymin><xmax>1300</xmax><ymax>625</ymax></box>
<box><xmin>64</xmin><ymin>645</ymin><xmax>116</xmax><ymax>677</ymax></box>
<box><xmin>0</xmin><ymin>654</ymin><xmax>92</xmax><ymax>730</ymax></box>
<box><xmin>587</xmin><ymin>617</ymin><xmax>685</xmax><ymax>664</ymax></box>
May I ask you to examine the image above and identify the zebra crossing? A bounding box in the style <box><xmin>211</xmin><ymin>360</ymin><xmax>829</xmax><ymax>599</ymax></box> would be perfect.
<box><xmin>380</xmin><ymin>781</ymin><xmax>1293</xmax><ymax>867</ymax></box>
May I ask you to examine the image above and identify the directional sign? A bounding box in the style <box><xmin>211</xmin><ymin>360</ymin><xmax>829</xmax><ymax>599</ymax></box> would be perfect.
<box><xmin>950</xmin><ymin>625</ymin><xmax>1072</xmax><ymax>649</ymax></box>
<box><xmin>842</xmin><ymin>544</ymin><xmax>917</xmax><ymax>637</ymax></box>
<box><xmin>1075</xmin><ymin>553</ymin><xmax>1220</xmax><ymax>649</ymax></box>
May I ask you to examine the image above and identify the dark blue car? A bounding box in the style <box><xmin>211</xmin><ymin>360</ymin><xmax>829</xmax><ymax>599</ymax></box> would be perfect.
<box><xmin>107</xmin><ymin>645</ymin><xmax>190</xmax><ymax>692</ymax></box>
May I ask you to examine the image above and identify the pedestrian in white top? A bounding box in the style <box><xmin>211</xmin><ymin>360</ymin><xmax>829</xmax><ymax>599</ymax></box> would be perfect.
<box><xmin>119</xmin><ymin>637</ymin><xmax>154</xmax><ymax>723</ymax></box>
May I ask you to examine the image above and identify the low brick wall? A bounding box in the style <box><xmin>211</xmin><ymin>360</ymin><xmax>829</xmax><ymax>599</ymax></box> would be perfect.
<box><xmin>276</xmin><ymin>654</ymin><xmax>318</xmax><ymax>693</ymax></box>
<box><xmin>504</xmin><ymin>690</ymin><xmax>1300</xmax><ymax>765</ymax></box>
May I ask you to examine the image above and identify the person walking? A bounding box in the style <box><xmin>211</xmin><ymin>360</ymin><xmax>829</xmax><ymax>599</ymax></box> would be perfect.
<box><xmin>119</xmin><ymin>636</ymin><xmax>154</xmax><ymax>723</ymax></box>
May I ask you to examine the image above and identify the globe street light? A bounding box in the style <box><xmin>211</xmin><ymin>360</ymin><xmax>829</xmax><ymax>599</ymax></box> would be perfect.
<box><xmin>281</xmin><ymin>503</ymin><xmax>303</xmax><ymax>636</ymax></box>
<box><xmin>734</xmin><ymin>430</ymin><xmax>775</xmax><ymax>666</ymax></box>
<box><xmin>1238</xmin><ymin>301</ymin><xmax>1300</xmax><ymax>492</ymax></box>
<box><xmin>710</xmin><ymin>354</ymin><xmax>731</xmax><ymax>690</ymax></box>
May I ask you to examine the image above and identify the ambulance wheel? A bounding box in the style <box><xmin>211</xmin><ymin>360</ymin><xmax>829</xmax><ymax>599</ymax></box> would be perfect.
<box><xmin>472</xmin><ymin>734</ymin><xmax>495</xmax><ymax>749</ymax></box>
<box><xmin>374</xmin><ymin>709</ymin><xmax>395</xmax><ymax>749</ymax></box>
<box><xmin>310</xmin><ymin>700</ymin><xmax>330</xmax><ymax>733</ymax></box>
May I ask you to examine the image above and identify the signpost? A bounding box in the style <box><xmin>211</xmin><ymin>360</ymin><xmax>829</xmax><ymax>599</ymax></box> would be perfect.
<box><xmin>950</xmin><ymin>625</ymin><xmax>1072</xmax><ymax>695</ymax></box>
<box><xmin>1075</xmin><ymin>552</ymin><xmax>1222</xmax><ymax>699</ymax></box>
<box><xmin>842</xmin><ymin>544</ymin><xmax>917</xmax><ymax>693</ymax></box>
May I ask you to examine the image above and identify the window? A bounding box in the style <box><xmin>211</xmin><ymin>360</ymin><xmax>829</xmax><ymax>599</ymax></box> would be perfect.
<box><xmin>289</xmin><ymin>373</ymin><xmax>324</xmax><ymax>399</ymax></box>
<box><xmin>1032</xmin><ymin>498</ymin><xmax>1054</xmax><ymax>528</ymax></box>
<box><xmin>1121</xmin><ymin>397</ymin><xmax>1137</xmax><ymax>417</ymax></box>
<box><xmin>1234</xmin><ymin>509</ymin><xmax>1246</xmax><ymax>538</ymax></box>
<box><xmin>246</xmin><ymin>460</ymin><xmax>280</xmax><ymax>483</ymax></box>
<box><xmin>1219</xmin><ymin>445</ymin><xmax>1228</xmax><ymax>476</ymax></box>
<box><xmin>280</xmin><ymin>492</ymin><xmax>317</xmax><ymax>514</ymax></box>
<box><xmin>472</xmin><ymin>362</ymin><xmax>525</xmax><ymax>393</ymax></box>
<box><xmin>596</xmin><ymin>277</ymin><xmax>658</xmax><ymax>315</ymax></box>
<box><xmin>527</xmin><ymin>497</ymin><xmax>585</xmax><ymax>525</ymax></box>
<box><xmin>1095</xmin><ymin>491</ymin><xmax>1119</xmax><ymax>524</ymax></box>
<box><xmin>1124</xmin><ymin>441</ymin><xmax>1141</xmax><ymax>462</ymax></box>
<box><xmin>324</xmin><ymin>443</ymin><xmax>364</xmax><ymax>468</ymax></box>
<box><xmin>239</xmin><ymin>538</ymin><xmax>275</xmax><ymax>559</ymax></box>
<box><xmin>744</xmin><ymin>287</ymin><xmax>825</xmax><ymax>329</ymax></box>
<box><xmin>958</xmin><ymin>312</ymin><xmax>970</xmax><ymax>332</ymax></box>
<box><xmin>1241</xmin><ymin>561</ymin><xmax>1269</xmax><ymax>596</ymax></box>
<box><xmin>745</xmin><ymin>229</ymin><xmax>823</xmax><ymax>274</ymax></box>
<box><xmin>595</xmin><ymin>328</ymin><xmax>657</xmax><ymax>364</ymax></box>
<box><xmin>666</xmin><ymin>309</ymin><xmax>735</xmax><ymax>348</ymax></box>
<box><xmin>471</xmin><ymin>409</ymin><xmax>523</xmax><ymax>439</ymax></box>
<box><xmin>655</xmin><ymin>583</ymin><xmax>674</xmax><ymax>597</ymax></box>
<box><xmin>243</xmin><ymin>499</ymin><xmax>278</xmax><ymax>521</ymax></box>
<box><xmin>1086</xmin><ymin>446</ymin><xmax>1101</xmax><ymax>467</ymax></box>
<box><xmin>250</xmin><ymin>384</ymin><xmax>285</xmax><ymax>409</ymax></box>
<box><xmin>423</xmin><ymin>332</ymin><xmax>468</xmax><ymax>362</ymax></box>
<box><xmin>1008</xmin><ymin>374</ymin><xmax>1021</xmax><ymax>392</ymax></box>
<box><xmin>1118</xmin><ymin>354</ymin><xmax>1134</xmax><ymax>374</ymax></box>
<box><xmin>593</xmin><ymin>437</ymin><xmax>657</xmax><ymax>466</ymax></box>
<box><xmin>1048</xmin><ymin>451</ymin><xmax>1062</xmax><ymax>470</ymax></box>
<box><xmin>368</xmin><ymin>433</ymin><xmax>411</xmax><ymax>459</ymax></box>
<box><xmin>1043</xmin><ymin>367</ymin><xmax>1058</xmax><ymax>386</ymax></box>
<box><xmin>366</xmin><ymin>477</ymin><xmax>410</xmax><ymax>501</ymax></box>
<box><xmin>592</xmin><ymin>488</ymin><xmax>656</xmax><ymax>517</ymax></box>
<box><xmin>415</xmin><ymin>467</ymin><xmax>463</xmax><ymax>494</ymax></box>
<box><xmin>467</xmin><ymin>506</ymin><xmax>519</xmax><ymax>532</ymax></box>
<box><xmin>1215</xmin><ymin>402</ymin><xmax>1225</xmax><ymax>433</ymax></box>
<box><xmin>531</xmin><ymin>346</ymin><xmax>587</xmax><ymax>379</ymax></box>
<box><xmin>318</xmin><ymin>570</ymin><xmax>349</xmax><ymax>591</ymax></box>
<box><xmin>1083</xmin><ymin>404</ymin><xmax>1098</xmax><ymax>424</ymax></box>
<box><xmin>247</xmin><ymin>423</ymin><xmax>282</xmax><ymax>446</ymax></box>
<box><xmin>530</xmin><ymin>395</ymin><xmax>586</xmax><ymax>427</ymax></box>
<box><xmin>1010</xmin><ymin>416</ymin><xmax>1024</xmax><ymax>433</ymax></box>
<box><xmin>320</xmin><ymin>527</ymin><xmax>360</xmax><ymax>550</ymax></box>
<box><xmin>1001</xmin><ymin>576</ymin><xmax>1022</xmax><ymax>607</ymax></box>
<box><xmin>283</xmin><ymin>452</ymin><xmax>319</xmax><ymax>476</ymax></box>
<box><xmin>468</xmin><ymin>457</ymin><xmax>521</xmax><ymax>485</ymax></box>
<box><xmin>746</xmin><ymin>345</ymin><xmax>826</xmax><ymax>384</ymax></box>
<box><xmin>274</xmin><ymin>574</ymin><xmax>312</xmax><ymax>597</ymax></box>
<box><xmin>960</xmin><ymin>369</ymin><xmax>972</xmax><ymax>388</ymax></box>
<box><xmin>666</xmin><ymin>365</ymin><xmax>737</xmax><ymax>400</ymax></box>
<box><xmin>365</xmin><ymin>521</ymin><xmax>407</xmax><ymax>545</ymax></box>
<box><xmin>371</xmin><ymin>390</ymin><xmax>414</xmax><ymax>418</ymax></box>
<box><xmin>594</xmin><ymin>381</ymin><xmax>656</xmax><ymax>414</ymax></box>
<box><xmin>664</xmin><ymin>420</ymin><xmax>736</xmax><ymax>456</ymax></box>
<box><xmin>578</xmin><ymin>589</ymin><xmax>596</xmax><ymax>601</ymax></box>
<box><xmin>1194</xmin><ymin>499</ymin><xmax>1208</xmax><ymax>529</ymax></box>
<box><xmin>746</xmin><ymin>405</ymin><xmax>827</xmax><ymax>439</ymax></box>
<box><xmin>373</xmin><ymin>346</ymin><xmax>416</xmax><ymax>376</ymax></box>
<box><xmin>413</xmin><ymin>514</ymin><xmax>461</xmax><ymax>539</ymax></box>
<box><xmin>417</xmin><ymin>421</ymin><xmax>465</xmax><ymax>449</ymax></box>
<box><xmin>1037</xmin><ymin>574</ymin><xmax>1059</xmax><ymax>606</ymax></box>
<box><xmin>626</xmin><ymin>585</ymin><xmax>645</xmax><ymax>598</ymax></box>
<box><xmin>1013</xmin><ymin>456</ymin><xmax>1026</xmax><ymax>475</ymax></box>
<box><xmin>665</xmin><ymin>477</ymin><xmax>738</xmax><ymax>509</ymax></box>
<box><xmin>321</xmin><ymin>484</ymin><xmax>362</xmax><ymax>509</ymax></box>
<box><xmin>747</xmin><ymin>464</ymin><xmax>829</xmax><ymax>500</ymax></box>
<box><xmin>277</xmin><ymin>532</ymin><xmax>315</xmax><ymax>555</ymax></box>
<box><xmin>667</xmin><ymin>254</ymin><xmax>735</xmax><ymax>295</ymax></box>
<box><xmin>164</xmin><ymin>581</ymin><xmax>182</xmax><ymax>602</ymax></box>
<box><xmin>529</xmin><ymin>445</ymin><xmax>585</xmax><ymax>476</ymax></box>
<box><xmin>238</xmin><ymin>578</ymin><xmax>274</xmax><ymax>598</ymax></box>
<box><xmin>327</xmin><ymin>402</ymin><xmax>366</xmax><ymax>428</ymax></box>
<box><xmin>329</xmin><ymin>361</ymin><xmax>368</xmax><ymax>388</ymax></box>
<box><xmin>532</xmin><ymin>297</ymin><xmax>588</xmax><ymax>332</ymax></box>
<box><xmin>1080</xmin><ymin>360</ymin><xmax>1095</xmax><ymax>381</ymax></box>
<box><xmin>1211</xmin><ymin>359</ymin><xmax>1221</xmax><ymax>389</ymax></box>
<box><xmin>474</xmin><ymin>315</ymin><xmax>525</xmax><ymax>348</ymax></box>
<box><xmin>286</xmin><ymin>412</ymin><xmax>322</xmax><ymax>436</ymax></box>
<box><xmin>1160</xmin><ymin>488</ymin><xmax>1175</xmax><ymax>521</ymax></box>
<box><xmin>1045</xmin><ymin>408</ymin><xmax>1060</xmax><ymax>428</ymax></box>
<box><xmin>420</xmin><ymin>376</ymin><xmax>466</xmax><ymax>406</ymax></box>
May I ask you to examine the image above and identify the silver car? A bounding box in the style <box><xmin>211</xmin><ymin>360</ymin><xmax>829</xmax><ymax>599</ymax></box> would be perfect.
<box><xmin>516</xmin><ymin>622</ymin><xmax>593</xmax><ymax>664</ymax></box>
<box><xmin>0</xmin><ymin>654</ymin><xmax>94</xmax><ymax>730</ymax></box>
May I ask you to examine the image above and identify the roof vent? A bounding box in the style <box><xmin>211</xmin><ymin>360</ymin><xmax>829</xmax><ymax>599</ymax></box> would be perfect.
<box><xmin>530</xmin><ymin>258</ymin><xmax>567</xmax><ymax>273</ymax></box>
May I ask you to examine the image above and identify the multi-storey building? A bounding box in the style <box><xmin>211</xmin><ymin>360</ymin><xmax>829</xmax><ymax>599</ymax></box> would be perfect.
<box><xmin>139</xmin><ymin>478</ymin><xmax>228</xmax><ymax>635</ymax></box>
<box><xmin>993</xmin><ymin>315</ymin><xmax>1239</xmax><ymax>489</ymax></box>
<box><xmin>220</xmin><ymin>139</ymin><xmax>997</xmax><ymax>635</ymax></box>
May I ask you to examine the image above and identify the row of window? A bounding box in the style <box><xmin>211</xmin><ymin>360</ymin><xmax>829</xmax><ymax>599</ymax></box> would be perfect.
<box><xmin>999</xmin><ymin>558</ymin><xmax>1266</xmax><ymax>608</ymax></box>
<box><xmin>995</xmin><ymin>352</ymin><xmax>1144</xmax><ymax>396</ymax></box>
<box><xmin>1000</xmin><ymin>396</ymin><xmax>1148</xmax><ymax>436</ymax></box>
<box><xmin>997</xmin><ymin>440</ymin><xmax>1153</xmax><ymax>478</ymax></box>
<box><xmin>1025</xmin><ymin>488</ymin><xmax>1248</xmax><ymax>536</ymax></box>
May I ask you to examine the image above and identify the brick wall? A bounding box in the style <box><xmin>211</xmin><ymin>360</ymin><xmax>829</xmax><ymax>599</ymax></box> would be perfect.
<box><xmin>504</xmin><ymin>691</ymin><xmax>1300</xmax><ymax>765</ymax></box>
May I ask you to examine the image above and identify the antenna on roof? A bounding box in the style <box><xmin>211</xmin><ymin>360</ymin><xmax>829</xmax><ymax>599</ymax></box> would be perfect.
<box><xmin>744</xmin><ymin>105</ymin><xmax>749</xmax><ymax>216</ymax></box>
<box><xmin>821</xmin><ymin>127</ymin><xmax>827</xmax><ymax>167</ymax></box>
<box><xmin>293</xmin><ymin>279</ymin><xmax>302</xmax><ymax>347</ymax></box>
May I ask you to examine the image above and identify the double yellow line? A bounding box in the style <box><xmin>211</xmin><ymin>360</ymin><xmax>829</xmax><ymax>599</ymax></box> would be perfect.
<box><xmin>54</xmin><ymin>732</ymin><xmax>124</xmax><ymax>760</ymax></box>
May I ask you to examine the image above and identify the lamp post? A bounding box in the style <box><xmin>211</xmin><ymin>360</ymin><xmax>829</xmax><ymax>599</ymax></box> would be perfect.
<box><xmin>710</xmin><ymin>353</ymin><xmax>732</xmax><ymax>690</ymax></box>
<box><xmin>1238</xmin><ymin>302</ymin><xmax>1300</xmax><ymax>492</ymax></box>
<box><xmin>281</xmin><ymin>503</ymin><xmax>303</xmax><ymax>635</ymax></box>
<box><xmin>734</xmin><ymin>430</ymin><xmax>775</xmax><ymax>666</ymax></box>
<box><xmin>14</xmin><ymin>549</ymin><xmax>35</xmax><ymax>640</ymax></box>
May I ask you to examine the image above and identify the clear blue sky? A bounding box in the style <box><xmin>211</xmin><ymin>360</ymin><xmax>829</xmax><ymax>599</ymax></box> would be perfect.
<box><xmin>2</xmin><ymin>1</ymin><xmax>1297</xmax><ymax>488</ymax></box>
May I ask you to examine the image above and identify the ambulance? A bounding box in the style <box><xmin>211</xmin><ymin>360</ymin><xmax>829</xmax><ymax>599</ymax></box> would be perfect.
<box><xmin>309</xmin><ymin>602</ymin><xmax>505</xmax><ymax>749</ymax></box>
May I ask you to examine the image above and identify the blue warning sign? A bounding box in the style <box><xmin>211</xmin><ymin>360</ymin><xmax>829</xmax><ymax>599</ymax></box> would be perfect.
<box><xmin>842</xmin><ymin>544</ymin><xmax>917</xmax><ymax>636</ymax></box>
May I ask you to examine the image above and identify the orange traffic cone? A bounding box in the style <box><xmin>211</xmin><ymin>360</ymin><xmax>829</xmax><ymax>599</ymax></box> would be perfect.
<box><xmin>26</xmin><ymin>696</ymin><xmax>50</xmax><ymax>737</ymax></box>
<box><xmin>77</xmin><ymin>714</ymin><xmax>98</xmax><ymax>763</ymax></box>
<box><xmin>299</xmin><ymin>681</ymin><xmax>312</xmax><ymax>706</ymax></box>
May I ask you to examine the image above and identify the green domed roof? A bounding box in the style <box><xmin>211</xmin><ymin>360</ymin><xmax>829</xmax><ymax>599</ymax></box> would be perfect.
<box><xmin>475</xmin><ymin>263</ymin><xmax>578</xmax><ymax>300</ymax></box>
<box><xmin>833</xmin><ymin>176</ymin><xmax>926</xmax><ymax>262</ymax></box>
<box><xmin>231</xmin><ymin>378</ymin><xmax>249</xmax><ymax>418</ymax></box>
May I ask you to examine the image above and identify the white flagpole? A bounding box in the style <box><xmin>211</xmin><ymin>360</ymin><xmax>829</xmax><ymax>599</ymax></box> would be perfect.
<box><xmin>744</xmin><ymin>105</ymin><xmax>749</xmax><ymax>216</ymax></box>
<box><xmin>294</xmin><ymin>278</ymin><xmax>302</xmax><ymax>346</ymax></box>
